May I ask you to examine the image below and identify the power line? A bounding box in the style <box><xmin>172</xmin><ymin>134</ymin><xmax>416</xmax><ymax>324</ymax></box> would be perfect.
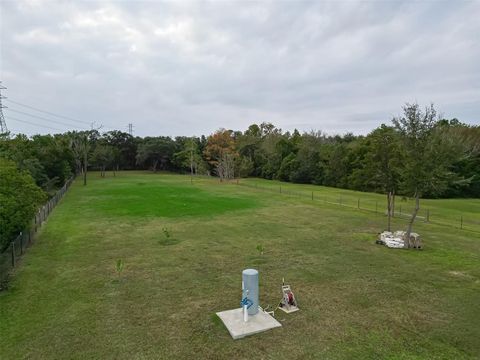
<box><xmin>5</xmin><ymin>98</ymin><xmax>92</xmax><ymax>125</ymax></box>
<box><xmin>7</xmin><ymin>108</ymin><xmax>88</xmax><ymax>130</ymax></box>
<box><xmin>6</xmin><ymin>115</ymin><xmax>63</xmax><ymax>132</ymax></box>
<box><xmin>5</xmin><ymin>98</ymin><xmax>118</xmax><ymax>131</ymax></box>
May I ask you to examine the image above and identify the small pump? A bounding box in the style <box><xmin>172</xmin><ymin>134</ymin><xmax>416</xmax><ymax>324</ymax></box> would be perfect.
<box><xmin>278</xmin><ymin>278</ymin><xmax>299</xmax><ymax>313</ymax></box>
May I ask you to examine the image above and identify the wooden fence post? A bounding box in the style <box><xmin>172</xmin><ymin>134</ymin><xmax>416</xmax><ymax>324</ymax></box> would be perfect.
<box><xmin>11</xmin><ymin>241</ymin><xmax>15</xmax><ymax>267</ymax></box>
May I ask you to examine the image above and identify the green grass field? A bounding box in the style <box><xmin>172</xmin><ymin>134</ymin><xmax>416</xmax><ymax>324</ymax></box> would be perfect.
<box><xmin>1</xmin><ymin>172</ymin><xmax>479</xmax><ymax>359</ymax></box>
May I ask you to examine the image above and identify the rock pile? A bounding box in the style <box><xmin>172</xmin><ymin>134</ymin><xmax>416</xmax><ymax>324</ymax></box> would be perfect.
<box><xmin>376</xmin><ymin>231</ymin><xmax>421</xmax><ymax>249</ymax></box>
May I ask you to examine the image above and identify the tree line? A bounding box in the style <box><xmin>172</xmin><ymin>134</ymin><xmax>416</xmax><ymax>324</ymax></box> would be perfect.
<box><xmin>1</xmin><ymin>103</ymin><xmax>479</xmax><ymax>250</ymax></box>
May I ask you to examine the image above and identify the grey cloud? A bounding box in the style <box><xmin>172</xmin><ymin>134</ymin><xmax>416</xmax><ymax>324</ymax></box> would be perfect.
<box><xmin>0</xmin><ymin>0</ymin><xmax>479</xmax><ymax>136</ymax></box>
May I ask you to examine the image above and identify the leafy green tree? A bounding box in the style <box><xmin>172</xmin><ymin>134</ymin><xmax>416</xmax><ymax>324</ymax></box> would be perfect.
<box><xmin>173</xmin><ymin>137</ymin><xmax>207</xmax><ymax>180</ymax></box>
<box><xmin>288</xmin><ymin>133</ymin><xmax>323</xmax><ymax>184</ymax></box>
<box><xmin>0</xmin><ymin>158</ymin><xmax>46</xmax><ymax>251</ymax></box>
<box><xmin>256</xmin><ymin>132</ymin><xmax>284</xmax><ymax>179</ymax></box>
<box><xmin>136</xmin><ymin>137</ymin><xmax>176</xmax><ymax>172</ymax></box>
<box><xmin>103</xmin><ymin>131</ymin><xmax>137</xmax><ymax>170</ymax></box>
<box><xmin>236</xmin><ymin>124</ymin><xmax>262</xmax><ymax>175</ymax></box>
<box><xmin>393</xmin><ymin>103</ymin><xmax>465</xmax><ymax>248</ymax></box>
<box><xmin>91</xmin><ymin>145</ymin><xmax>115</xmax><ymax>177</ymax></box>
<box><xmin>363</xmin><ymin>125</ymin><xmax>401</xmax><ymax>231</ymax></box>
<box><xmin>322</xmin><ymin>143</ymin><xmax>350</xmax><ymax>188</ymax></box>
<box><xmin>30</xmin><ymin>134</ymin><xmax>74</xmax><ymax>185</ymax></box>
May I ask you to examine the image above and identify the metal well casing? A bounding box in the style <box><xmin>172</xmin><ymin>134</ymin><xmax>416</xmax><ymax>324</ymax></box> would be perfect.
<box><xmin>242</xmin><ymin>268</ymin><xmax>259</xmax><ymax>315</ymax></box>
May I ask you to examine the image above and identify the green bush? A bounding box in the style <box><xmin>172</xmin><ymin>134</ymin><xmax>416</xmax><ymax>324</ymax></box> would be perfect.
<box><xmin>0</xmin><ymin>158</ymin><xmax>46</xmax><ymax>251</ymax></box>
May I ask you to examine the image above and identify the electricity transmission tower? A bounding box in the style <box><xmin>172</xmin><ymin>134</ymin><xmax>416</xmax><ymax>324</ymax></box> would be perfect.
<box><xmin>0</xmin><ymin>82</ymin><xmax>7</xmax><ymax>133</ymax></box>
<box><xmin>128</xmin><ymin>123</ymin><xmax>133</xmax><ymax>136</ymax></box>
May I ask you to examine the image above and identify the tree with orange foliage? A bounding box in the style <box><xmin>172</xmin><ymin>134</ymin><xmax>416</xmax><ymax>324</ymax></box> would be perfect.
<box><xmin>204</xmin><ymin>129</ymin><xmax>237</xmax><ymax>181</ymax></box>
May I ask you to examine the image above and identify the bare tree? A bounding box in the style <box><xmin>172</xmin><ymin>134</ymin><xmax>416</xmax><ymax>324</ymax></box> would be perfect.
<box><xmin>216</xmin><ymin>152</ymin><xmax>235</xmax><ymax>181</ymax></box>
<box><xmin>71</xmin><ymin>133</ymin><xmax>91</xmax><ymax>186</ymax></box>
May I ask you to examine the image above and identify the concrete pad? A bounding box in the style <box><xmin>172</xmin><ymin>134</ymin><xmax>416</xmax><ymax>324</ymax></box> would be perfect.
<box><xmin>278</xmin><ymin>305</ymin><xmax>299</xmax><ymax>314</ymax></box>
<box><xmin>216</xmin><ymin>308</ymin><xmax>282</xmax><ymax>339</ymax></box>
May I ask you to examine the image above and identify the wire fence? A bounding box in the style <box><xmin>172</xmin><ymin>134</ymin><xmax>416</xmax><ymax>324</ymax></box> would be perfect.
<box><xmin>235</xmin><ymin>180</ymin><xmax>480</xmax><ymax>233</ymax></box>
<box><xmin>0</xmin><ymin>177</ymin><xmax>74</xmax><ymax>289</ymax></box>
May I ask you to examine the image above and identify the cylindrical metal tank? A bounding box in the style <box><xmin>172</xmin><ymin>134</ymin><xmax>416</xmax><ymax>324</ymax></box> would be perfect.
<box><xmin>242</xmin><ymin>268</ymin><xmax>259</xmax><ymax>315</ymax></box>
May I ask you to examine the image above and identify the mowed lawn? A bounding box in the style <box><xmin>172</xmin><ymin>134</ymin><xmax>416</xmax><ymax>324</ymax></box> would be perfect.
<box><xmin>1</xmin><ymin>172</ymin><xmax>479</xmax><ymax>359</ymax></box>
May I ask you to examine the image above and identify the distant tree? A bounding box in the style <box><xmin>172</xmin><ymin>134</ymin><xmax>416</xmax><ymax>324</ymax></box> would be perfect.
<box><xmin>103</xmin><ymin>130</ymin><xmax>137</xmax><ymax>170</ymax></box>
<box><xmin>70</xmin><ymin>132</ymin><xmax>92</xmax><ymax>186</ymax></box>
<box><xmin>256</xmin><ymin>131</ymin><xmax>284</xmax><ymax>179</ymax></box>
<box><xmin>173</xmin><ymin>137</ymin><xmax>206</xmax><ymax>181</ymax></box>
<box><xmin>204</xmin><ymin>129</ymin><xmax>237</xmax><ymax>180</ymax></box>
<box><xmin>436</xmin><ymin>121</ymin><xmax>480</xmax><ymax>197</ymax></box>
<box><xmin>363</xmin><ymin>125</ymin><xmax>401</xmax><ymax>231</ymax></box>
<box><xmin>322</xmin><ymin>143</ymin><xmax>350</xmax><ymax>188</ymax></box>
<box><xmin>0</xmin><ymin>158</ymin><xmax>46</xmax><ymax>251</ymax></box>
<box><xmin>92</xmin><ymin>145</ymin><xmax>114</xmax><ymax>177</ymax></box>
<box><xmin>136</xmin><ymin>137</ymin><xmax>176</xmax><ymax>172</ymax></box>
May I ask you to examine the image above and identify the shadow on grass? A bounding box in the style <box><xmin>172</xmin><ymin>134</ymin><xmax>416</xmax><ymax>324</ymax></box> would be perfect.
<box><xmin>158</xmin><ymin>237</ymin><xmax>181</xmax><ymax>246</ymax></box>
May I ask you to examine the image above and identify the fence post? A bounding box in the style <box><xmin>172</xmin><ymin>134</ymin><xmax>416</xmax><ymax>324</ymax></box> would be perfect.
<box><xmin>460</xmin><ymin>215</ymin><xmax>463</xmax><ymax>229</ymax></box>
<box><xmin>11</xmin><ymin>241</ymin><xmax>15</xmax><ymax>267</ymax></box>
<box><xmin>311</xmin><ymin>191</ymin><xmax>314</xmax><ymax>200</ymax></box>
<box><xmin>357</xmin><ymin>199</ymin><xmax>360</xmax><ymax>209</ymax></box>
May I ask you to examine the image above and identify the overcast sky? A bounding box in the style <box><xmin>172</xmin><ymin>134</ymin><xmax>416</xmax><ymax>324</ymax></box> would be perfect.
<box><xmin>1</xmin><ymin>0</ymin><xmax>479</xmax><ymax>137</ymax></box>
